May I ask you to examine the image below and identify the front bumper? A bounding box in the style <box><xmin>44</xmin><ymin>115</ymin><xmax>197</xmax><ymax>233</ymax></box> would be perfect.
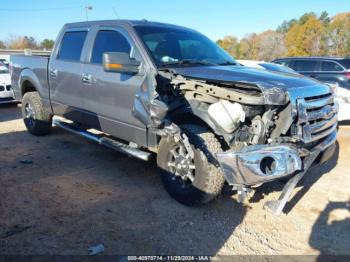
<box><xmin>0</xmin><ymin>86</ymin><xmax>17</xmax><ymax>104</ymax></box>
<box><xmin>216</xmin><ymin>131</ymin><xmax>337</xmax><ymax>187</ymax></box>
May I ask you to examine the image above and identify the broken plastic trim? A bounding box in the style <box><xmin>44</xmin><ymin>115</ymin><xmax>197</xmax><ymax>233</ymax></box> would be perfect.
<box><xmin>171</xmin><ymin>76</ymin><xmax>288</xmax><ymax>106</ymax></box>
<box><xmin>132</xmin><ymin>76</ymin><xmax>169</xmax><ymax>128</ymax></box>
<box><xmin>264</xmin><ymin>130</ymin><xmax>337</xmax><ymax>215</ymax></box>
<box><xmin>216</xmin><ymin>144</ymin><xmax>302</xmax><ymax>186</ymax></box>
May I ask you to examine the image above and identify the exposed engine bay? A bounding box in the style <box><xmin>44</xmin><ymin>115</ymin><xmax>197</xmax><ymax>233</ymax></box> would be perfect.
<box><xmin>152</xmin><ymin>69</ymin><xmax>299</xmax><ymax>151</ymax></box>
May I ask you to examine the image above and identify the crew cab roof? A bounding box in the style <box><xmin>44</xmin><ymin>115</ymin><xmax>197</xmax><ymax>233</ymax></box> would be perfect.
<box><xmin>64</xmin><ymin>19</ymin><xmax>193</xmax><ymax>31</ymax></box>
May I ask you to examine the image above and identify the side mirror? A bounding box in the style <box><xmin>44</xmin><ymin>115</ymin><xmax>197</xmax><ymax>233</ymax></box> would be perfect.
<box><xmin>103</xmin><ymin>52</ymin><xmax>140</xmax><ymax>74</ymax></box>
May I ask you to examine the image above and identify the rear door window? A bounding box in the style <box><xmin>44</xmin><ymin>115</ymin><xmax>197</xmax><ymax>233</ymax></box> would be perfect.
<box><xmin>321</xmin><ymin>61</ymin><xmax>344</xmax><ymax>72</ymax></box>
<box><xmin>340</xmin><ymin>59</ymin><xmax>350</xmax><ymax>69</ymax></box>
<box><xmin>91</xmin><ymin>30</ymin><xmax>131</xmax><ymax>64</ymax></box>
<box><xmin>57</xmin><ymin>31</ymin><xmax>88</xmax><ymax>61</ymax></box>
<box><xmin>293</xmin><ymin>60</ymin><xmax>318</xmax><ymax>72</ymax></box>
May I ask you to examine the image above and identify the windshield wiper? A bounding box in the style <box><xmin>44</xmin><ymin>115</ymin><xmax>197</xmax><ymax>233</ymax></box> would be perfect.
<box><xmin>218</xmin><ymin>61</ymin><xmax>238</xmax><ymax>66</ymax></box>
<box><xmin>160</xmin><ymin>59</ymin><xmax>217</xmax><ymax>68</ymax></box>
<box><xmin>178</xmin><ymin>59</ymin><xmax>217</xmax><ymax>66</ymax></box>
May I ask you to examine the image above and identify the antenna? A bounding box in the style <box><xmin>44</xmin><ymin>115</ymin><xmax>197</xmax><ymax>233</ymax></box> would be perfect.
<box><xmin>85</xmin><ymin>5</ymin><xmax>93</xmax><ymax>21</ymax></box>
<box><xmin>112</xmin><ymin>7</ymin><xmax>120</xmax><ymax>19</ymax></box>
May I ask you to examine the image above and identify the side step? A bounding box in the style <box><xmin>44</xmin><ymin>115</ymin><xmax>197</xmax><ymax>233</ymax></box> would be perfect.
<box><xmin>53</xmin><ymin>119</ymin><xmax>152</xmax><ymax>161</ymax></box>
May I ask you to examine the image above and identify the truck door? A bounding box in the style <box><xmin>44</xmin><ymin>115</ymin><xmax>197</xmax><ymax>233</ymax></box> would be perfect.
<box><xmin>49</xmin><ymin>28</ymin><xmax>89</xmax><ymax>123</ymax></box>
<box><xmin>80</xmin><ymin>26</ymin><xmax>147</xmax><ymax>145</ymax></box>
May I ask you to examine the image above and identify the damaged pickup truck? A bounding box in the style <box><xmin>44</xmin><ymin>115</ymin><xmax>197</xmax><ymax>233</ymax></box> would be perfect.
<box><xmin>10</xmin><ymin>20</ymin><xmax>338</xmax><ymax>214</ymax></box>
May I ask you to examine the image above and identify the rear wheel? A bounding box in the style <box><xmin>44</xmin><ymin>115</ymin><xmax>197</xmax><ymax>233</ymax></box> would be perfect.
<box><xmin>22</xmin><ymin>92</ymin><xmax>52</xmax><ymax>136</ymax></box>
<box><xmin>157</xmin><ymin>124</ymin><xmax>225</xmax><ymax>206</ymax></box>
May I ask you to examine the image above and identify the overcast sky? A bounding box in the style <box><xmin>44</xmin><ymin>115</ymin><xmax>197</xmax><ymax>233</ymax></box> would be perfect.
<box><xmin>0</xmin><ymin>0</ymin><xmax>349</xmax><ymax>41</ymax></box>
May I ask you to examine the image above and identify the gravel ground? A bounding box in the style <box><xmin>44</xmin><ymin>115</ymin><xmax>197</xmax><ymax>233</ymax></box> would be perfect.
<box><xmin>0</xmin><ymin>103</ymin><xmax>349</xmax><ymax>255</ymax></box>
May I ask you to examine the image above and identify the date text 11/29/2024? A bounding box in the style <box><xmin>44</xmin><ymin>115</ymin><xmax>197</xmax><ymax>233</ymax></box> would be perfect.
<box><xmin>127</xmin><ymin>255</ymin><xmax>213</xmax><ymax>261</ymax></box>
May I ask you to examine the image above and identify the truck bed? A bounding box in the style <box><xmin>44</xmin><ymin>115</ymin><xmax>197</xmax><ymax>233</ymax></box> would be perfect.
<box><xmin>10</xmin><ymin>54</ymin><xmax>50</xmax><ymax>101</ymax></box>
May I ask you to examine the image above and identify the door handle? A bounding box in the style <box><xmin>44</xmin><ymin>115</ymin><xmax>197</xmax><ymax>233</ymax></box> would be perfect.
<box><xmin>50</xmin><ymin>69</ymin><xmax>58</xmax><ymax>78</ymax></box>
<box><xmin>82</xmin><ymin>73</ymin><xmax>93</xmax><ymax>84</ymax></box>
<box><xmin>310</xmin><ymin>74</ymin><xmax>318</xmax><ymax>78</ymax></box>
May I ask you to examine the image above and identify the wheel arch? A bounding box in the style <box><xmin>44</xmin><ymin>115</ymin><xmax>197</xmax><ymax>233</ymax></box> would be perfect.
<box><xmin>21</xmin><ymin>79</ymin><xmax>37</xmax><ymax>96</ymax></box>
<box><xmin>168</xmin><ymin>106</ymin><xmax>230</xmax><ymax>150</ymax></box>
<box><xmin>19</xmin><ymin>69</ymin><xmax>42</xmax><ymax>97</ymax></box>
<box><xmin>19</xmin><ymin>69</ymin><xmax>53</xmax><ymax>114</ymax></box>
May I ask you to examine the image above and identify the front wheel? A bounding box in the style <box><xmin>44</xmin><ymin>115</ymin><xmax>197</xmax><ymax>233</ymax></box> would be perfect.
<box><xmin>157</xmin><ymin>125</ymin><xmax>225</xmax><ymax>206</ymax></box>
<box><xmin>22</xmin><ymin>92</ymin><xmax>52</xmax><ymax>136</ymax></box>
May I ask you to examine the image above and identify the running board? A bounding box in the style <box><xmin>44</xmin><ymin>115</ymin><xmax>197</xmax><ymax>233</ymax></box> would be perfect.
<box><xmin>53</xmin><ymin>119</ymin><xmax>152</xmax><ymax>161</ymax></box>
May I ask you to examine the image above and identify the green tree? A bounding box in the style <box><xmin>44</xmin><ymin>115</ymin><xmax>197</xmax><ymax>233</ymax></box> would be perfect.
<box><xmin>7</xmin><ymin>35</ymin><xmax>38</xmax><ymax>49</ymax></box>
<box><xmin>238</xmin><ymin>33</ymin><xmax>261</xmax><ymax>60</ymax></box>
<box><xmin>40</xmin><ymin>39</ymin><xmax>55</xmax><ymax>50</ymax></box>
<box><xmin>257</xmin><ymin>30</ymin><xmax>287</xmax><ymax>60</ymax></box>
<box><xmin>218</xmin><ymin>11</ymin><xmax>350</xmax><ymax>61</ymax></box>
<box><xmin>0</xmin><ymin>40</ymin><xmax>5</xmax><ymax>49</ymax></box>
<box><xmin>326</xmin><ymin>13</ymin><xmax>350</xmax><ymax>56</ymax></box>
<box><xmin>277</xmin><ymin>19</ymin><xmax>298</xmax><ymax>33</ymax></box>
<box><xmin>298</xmin><ymin>12</ymin><xmax>317</xmax><ymax>24</ymax></box>
<box><xmin>285</xmin><ymin>16</ymin><xmax>325</xmax><ymax>56</ymax></box>
<box><xmin>217</xmin><ymin>36</ymin><xmax>239</xmax><ymax>57</ymax></box>
<box><xmin>319</xmin><ymin>11</ymin><xmax>331</xmax><ymax>25</ymax></box>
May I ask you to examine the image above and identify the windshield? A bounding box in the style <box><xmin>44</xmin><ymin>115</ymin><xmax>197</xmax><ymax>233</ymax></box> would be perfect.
<box><xmin>0</xmin><ymin>64</ymin><xmax>9</xmax><ymax>74</ymax></box>
<box><xmin>134</xmin><ymin>25</ymin><xmax>237</xmax><ymax>68</ymax></box>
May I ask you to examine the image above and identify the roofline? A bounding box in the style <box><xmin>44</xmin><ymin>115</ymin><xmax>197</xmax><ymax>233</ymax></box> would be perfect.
<box><xmin>274</xmin><ymin>56</ymin><xmax>348</xmax><ymax>60</ymax></box>
<box><xmin>63</xmin><ymin>19</ymin><xmax>195</xmax><ymax>31</ymax></box>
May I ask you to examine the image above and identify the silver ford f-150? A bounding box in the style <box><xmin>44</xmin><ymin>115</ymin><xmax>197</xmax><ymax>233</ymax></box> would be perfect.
<box><xmin>10</xmin><ymin>20</ymin><xmax>338</xmax><ymax>214</ymax></box>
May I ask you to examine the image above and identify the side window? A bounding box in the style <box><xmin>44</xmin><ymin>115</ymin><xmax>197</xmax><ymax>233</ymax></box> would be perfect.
<box><xmin>321</xmin><ymin>61</ymin><xmax>344</xmax><ymax>72</ymax></box>
<box><xmin>276</xmin><ymin>60</ymin><xmax>288</xmax><ymax>66</ymax></box>
<box><xmin>294</xmin><ymin>60</ymin><xmax>317</xmax><ymax>72</ymax></box>
<box><xmin>275</xmin><ymin>60</ymin><xmax>295</xmax><ymax>70</ymax></box>
<box><xmin>91</xmin><ymin>30</ymin><xmax>131</xmax><ymax>64</ymax></box>
<box><xmin>57</xmin><ymin>31</ymin><xmax>88</xmax><ymax>61</ymax></box>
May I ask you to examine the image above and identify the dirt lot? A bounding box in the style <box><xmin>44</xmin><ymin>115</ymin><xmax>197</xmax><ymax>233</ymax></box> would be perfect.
<box><xmin>0</xmin><ymin>103</ymin><xmax>349</xmax><ymax>255</ymax></box>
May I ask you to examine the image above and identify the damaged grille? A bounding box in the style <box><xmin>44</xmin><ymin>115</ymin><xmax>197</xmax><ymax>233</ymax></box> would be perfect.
<box><xmin>289</xmin><ymin>86</ymin><xmax>337</xmax><ymax>143</ymax></box>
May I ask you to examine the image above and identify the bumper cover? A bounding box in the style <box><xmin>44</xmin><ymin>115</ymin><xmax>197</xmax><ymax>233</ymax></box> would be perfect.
<box><xmin>217</xmin><ymin>145</ymin><xmax>302</xmax><ymax>186</ymax></box>
<box><xmin>217</xmin><ymin>131</ymin><xmax>337</xmax><ymax>187</ymax></box>
<box><xmin>217</xmin><ymin>131</ymin><xmax>337</xmax><ymax>215</ymax></box>
<box><xmin>0</xmin><ymin>88</ymin><xmax>17</xmax><ymax>104</ymax></box>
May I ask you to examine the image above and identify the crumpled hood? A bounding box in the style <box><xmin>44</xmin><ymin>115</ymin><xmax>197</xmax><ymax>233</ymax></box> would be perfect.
<box><xmin>172</xmin><ymin>65</ymin><xmax>324</xmax><ymax>91</ymax></box>
<box><xmin>0</xmin><ymin>73</ymin><xmax>11</xmax><ymax>86</ymax></box>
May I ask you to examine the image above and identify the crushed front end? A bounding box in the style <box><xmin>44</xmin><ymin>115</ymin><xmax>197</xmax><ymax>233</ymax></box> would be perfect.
<box><xmin>216</xmin><ymin>85</ymin><xmax>338</xmax><ymax>185</ymax></box>
<box><xmin>165</xmin><ymin>70</ymin><xmax>338</xmax><ymax>214</ymax></box>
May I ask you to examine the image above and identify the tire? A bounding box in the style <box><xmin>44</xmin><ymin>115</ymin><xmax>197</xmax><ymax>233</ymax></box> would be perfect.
<box><xmin>157</xmin><ymin>124</ymin><xmax>225</xmax><ymax>206</ymax></box>
<box><xmin>22</xmin><ymin>91</ymin><xmax>52</xmax><ymax>136</ymax></box>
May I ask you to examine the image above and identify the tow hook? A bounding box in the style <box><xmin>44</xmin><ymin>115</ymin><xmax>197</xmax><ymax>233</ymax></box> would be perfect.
<box><xmin>234</xmin><ymin>185</ymin><xmax>254</xmax><ymax>203</ymax></box>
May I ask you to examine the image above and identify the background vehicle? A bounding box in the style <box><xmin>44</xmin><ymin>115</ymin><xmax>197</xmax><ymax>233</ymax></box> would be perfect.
<box><xmin>273</xmin><ymin>57</ymin><xmax>350</xmax><ymax>89</ymax></box>
<box><xmin>273</xmin><ymin>57</ymin><xmax>350</xmax><ymax>121</ymax></box>
<box><xmin>0</xmin><ymin>58</ymin><xmax>9</xmax><ymax>68</ymax></box>
<box><xmin>10</xmin><ymin>20</ymin><xmax>338</xmax><ymax>214</ymax></box>
<box><xmin>0</xmin><ymin>62</ymin><xmax>16</xmax><ymax>104</ymax></box>
<box><xmin>237</xmin><ymin>60</ymin><xmax>298</xmax><ymax>74</ymax></box>
<box><xmin>336</xmin><ymin>85</ymin><xmax>350</xmax><ymax>121</ymax></box>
